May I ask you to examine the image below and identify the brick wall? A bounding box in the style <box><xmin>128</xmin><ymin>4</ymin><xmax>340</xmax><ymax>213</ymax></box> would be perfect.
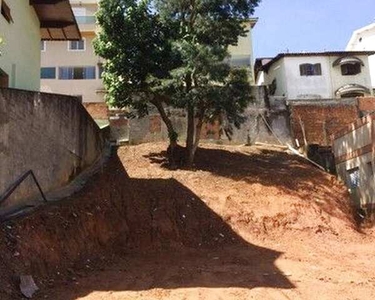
<box><xmin>83</xmin><ymin>103</ymin><xmax>109</xmax><ymax>120</ymax></box>
<box><xmin>358</xmin><ymin>97</ymin><xmax>375</xmax><ymax>114</ymax></box>
<box><xmin>290</xmin><ymin>103</ymin><xmax>359</xmax><ymax>146</ymax></box>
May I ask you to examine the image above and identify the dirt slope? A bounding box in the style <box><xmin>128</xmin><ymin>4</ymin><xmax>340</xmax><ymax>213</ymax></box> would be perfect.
<box><xmin>0</xmin><ymin>143</ymin><xmax>374</xmax><ymax>300</ymax></box>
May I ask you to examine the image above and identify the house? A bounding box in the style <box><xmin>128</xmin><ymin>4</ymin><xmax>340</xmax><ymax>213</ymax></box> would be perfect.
<box><xmin>332</xmin><ymin>110</ymin><xmax>375</xmax><ymax>215</ymax></box>
<box><xmin>40</xmin><ymin>0</ymin><xmax>103</xmax><ymax>104</ymax></box>
<box><xmin>0</xmin><ymin>0</ymin><xmax>80</xmax><ymax>91</ymax></box>
<box><xmin>346</xmin><ymin>22</ymin><xmax>375</xmax><ymax>90</ymax></box>
<box><xmin>255</xmin><ymin>51</ymin><xmax>375</xmax><ymax>100</ymax></box>
<box><xmin>228</xmin><ymin>18</ymin><xmax>258</xmax><ymax>84</ymax></box>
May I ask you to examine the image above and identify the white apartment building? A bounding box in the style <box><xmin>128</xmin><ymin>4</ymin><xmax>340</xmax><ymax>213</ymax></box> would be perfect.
<box><xmin>255</xmin><ymin>51</ymin><xmax>375</xmax><ymax>100</ymax></box>
<box><xmin>41</xmin><ymin>0</ymin><xmax>104</xmax><ymax>103</ymax></box>
<box><xmin>0</xmin><ymin>0</ymin><xmax>80</xmax><ymax>91</ymax></box>
<box><xmin>346</xmin><ymin>22</ymin><xmax>375</xmax><ymax>90</ymax></box>
<box><xmin>40</xmin><ymin>2</ymin><xmax>257</xmax><ymax>104</ymax></box>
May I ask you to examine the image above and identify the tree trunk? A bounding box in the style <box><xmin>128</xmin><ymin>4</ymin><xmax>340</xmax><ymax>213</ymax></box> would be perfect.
<box><xmin>193</xmin><ymin>113</ymin><xmax>204</xmax><ymax>156</ymax></box>
<box><xmin>186</xmin><ymin>104</ymin><xmax>195</xmax><ymax>166</ymax></box>
<box><xmin>186</xmin><ymin>105</ymin><xmax>205</xmax><ymax>167</ymax></box>
<box><xmin>150</xmin><ymin>98</ymin><xmax>179</xmax><ymax>167</ymax></box>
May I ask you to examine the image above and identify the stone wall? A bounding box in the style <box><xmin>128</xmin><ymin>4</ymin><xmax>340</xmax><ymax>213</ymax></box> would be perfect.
<box><xmin>0</xmin><ymin>88</ymin><xmax>106</xmax><ymax>210</ymax></box>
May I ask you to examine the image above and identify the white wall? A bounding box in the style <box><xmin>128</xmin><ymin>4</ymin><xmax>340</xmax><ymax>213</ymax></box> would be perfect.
<box><xmin>41</xmin><ymin>33</ymin><xmax>105</xmax><ymax>103</ymax></box>
<box><xmin>262</xmin><ymin>54</ymin><xmax>373</xmax><ymax>100</ymax></box>
<box><xmin>334</xmin><ymin>119</ymin><xmax>374</xmax><ymax>208</ymax></box>
<box><xmin>264</xmin><ymin>58</ymin><xmax>288</xmax><ymax>97</ymax></box>
<box><xmin>334</xmin><ymin>123</ymin><xmax>372</xmax><ymax>157</ymax></box>
<box><xmin>40</xmin><ymin>2</ymin><xmax>104</xmax><ymax>103</ymax></box>
<box><xmin>346</xmin><ymin>24</ymin><xmax>375</xmax><ymax>89</ymax></box>
<box><xmin>330</xmin><ymin>54</ymin><xmax>372</xmax><ymax>96</ymax></box>
<box><xmin>0</xmin><ymin>0</ymin><xmax>41</xmax><ymax>91</ymax></box>
<box><xmin>283</xmin><ymin>56</ymin><xmax>333</xmax><ymax>99</ymax></box>
<box><xmin>228</xmin><ymin>22</ymin><xmax>255</xmax><ymax>83</ymax></box>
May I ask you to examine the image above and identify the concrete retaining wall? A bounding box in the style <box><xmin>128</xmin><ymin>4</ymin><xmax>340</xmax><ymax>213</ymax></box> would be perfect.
<box><xmin>332</xmin><ymin>114</ymin><xmax>375</xmax><ymax>211</ymax></box>
<box><xmin>0</xmin><ymin>88</ymin><xmax>105</xmax><ymax>210</ymax></box>
<box><xmin>109</xmin><ymin>86</ymin><xmax>292</xmax><ymax>145</ymax></box>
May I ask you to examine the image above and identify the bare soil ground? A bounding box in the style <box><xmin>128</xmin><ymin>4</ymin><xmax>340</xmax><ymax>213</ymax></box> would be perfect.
<box><xmin>2</xmin><ymin>142</ymin><xmax>375</xmax><ymax>299</ymax></box>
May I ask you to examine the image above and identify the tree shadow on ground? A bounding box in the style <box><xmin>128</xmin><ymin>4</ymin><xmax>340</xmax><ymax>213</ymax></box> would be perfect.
<box><xmin>34</xmin><ymin>151</ymin><xmax>294</xmax><ymax>299</ymax></box>
<box><xmin>144</xmin><ymin>146</ymin><xmax>355</xmax><ymax>227</ymax></box>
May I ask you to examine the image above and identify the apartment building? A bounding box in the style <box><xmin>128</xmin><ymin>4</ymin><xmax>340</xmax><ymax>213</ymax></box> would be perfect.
<box><xmin>0</xmin><ymin>0</ymin><xmax>80</xmax><ymax>91</ymax></box>
<box><xmin>40</xmin><ymin>2</ymin><xmax>257</xmax><ymax>105</ymax></box>
<box><xmin>229</xmin><ymin>18</ymin><xmax>258</xmax><ymax>84</ymax></box>
<box><xmin>41</xmin><ymin>0</ymin><xmax>104</xmax><ymax>103</ymax></box>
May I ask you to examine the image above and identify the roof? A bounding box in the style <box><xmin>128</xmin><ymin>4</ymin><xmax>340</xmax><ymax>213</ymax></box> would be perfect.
<box><xmin>260</xmin><ymin>51</ymin><xmax>375</xmax><ymax>73</ymax></box>
<box><xmin>254</xmin><ymin>57</ymin><xmax>272</xmax><ymax>79</ymax></box>
<box><xmin>248</xmin><ymin>17</ymin><xmax>258</xmax><ymax>29</ymax></box>
<box><xmin>30</xmin><ymin>0</ymin><xmax>81</xmax><ymax>41</ymax></box>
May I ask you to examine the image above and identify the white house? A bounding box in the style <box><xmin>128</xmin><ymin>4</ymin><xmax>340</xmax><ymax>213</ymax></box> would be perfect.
<box><xmin>255</xmin><ymin>51</ymin><xmax>375</xmax><ymax>100</ymax></box>
<box><xmin>346</xmin><ymin>22</ymin><xmax>375</xmax><ymax>90</ymax></box>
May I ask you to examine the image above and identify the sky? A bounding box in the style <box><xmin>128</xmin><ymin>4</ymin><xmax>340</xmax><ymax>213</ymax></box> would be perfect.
<box><xmin>252</xmin><ymin>0</ymin><xmax>375</xmax><ymax>59</ymax></box>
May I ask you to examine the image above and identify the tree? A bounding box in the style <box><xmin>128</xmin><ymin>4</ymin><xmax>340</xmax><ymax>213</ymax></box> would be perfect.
<box><xmin>94</xmin><ymin>0</ymin><xmax>181</xmax><ymax>157</ymax></box>
<box><xmin>94</xmin><ymin>0</ymin><xmax>260</xmax><ymax>167</ymax></box>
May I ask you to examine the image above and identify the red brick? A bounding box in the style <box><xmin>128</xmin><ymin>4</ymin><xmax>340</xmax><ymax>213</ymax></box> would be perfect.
<box><xmin>290</xmin><ymin>105</ymin><xmax>359</xmax><ymax>146</ymax></box>
<box><xmin>358</xmin><ymin>97</ymin><xmax>375</xmax><ymax>112</ymax></box>
<box><xmin>83</xmin><ymin>103</ymin><xmax>109</xmax><ymax>120</ymax></box>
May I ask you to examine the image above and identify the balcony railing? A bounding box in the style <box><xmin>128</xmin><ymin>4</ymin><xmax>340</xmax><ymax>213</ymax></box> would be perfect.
<box><xmin>75</xmin><ymin>16</ymin><xmax>96</xmax><ymax>25</ymax></box>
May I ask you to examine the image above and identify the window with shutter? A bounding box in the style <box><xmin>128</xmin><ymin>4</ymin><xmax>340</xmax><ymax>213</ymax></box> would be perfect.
<box><xmin>299</xmin><ymin>63</ymin><xmax>322</xmax><ymax>76</ymax></box>
<box><xmin>341</xmin><ymin>63</ymin><xmax>361</xmax><ymax>76</ymax></box>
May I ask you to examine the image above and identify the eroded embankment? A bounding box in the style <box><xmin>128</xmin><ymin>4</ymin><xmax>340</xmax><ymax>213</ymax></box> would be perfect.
<box><xmin>0</xmin><ymin>151</ymin><xmax>249</xmax><ymax>298</ymax></box>
<box><xmin>0</xmin><ymin>144</ymin><xmax>358</xmax><ymax>299</ymax></box>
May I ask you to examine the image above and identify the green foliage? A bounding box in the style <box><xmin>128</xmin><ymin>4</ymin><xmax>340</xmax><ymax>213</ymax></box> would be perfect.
<box><xmin>94</xmin><ymin>0</ymin><xmax>177</xmax><ymax>112</ymax></box>
<box><xmin>94</xmin><ymin>0</ymin><xmax>260</xmax><ymax>144</ymax></box>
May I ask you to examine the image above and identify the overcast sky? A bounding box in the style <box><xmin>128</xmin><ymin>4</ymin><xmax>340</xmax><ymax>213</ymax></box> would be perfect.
<box><xmin>252</xmin><ymin>0</ymin><xmax>375</xmax><ymax>59</ymax></box>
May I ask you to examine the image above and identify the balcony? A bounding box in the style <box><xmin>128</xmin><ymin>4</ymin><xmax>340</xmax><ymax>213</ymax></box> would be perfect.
<box><xmin>75</xmin><ymin>16</ymin><xmax>97</xmax><ymax>32</ymax></box>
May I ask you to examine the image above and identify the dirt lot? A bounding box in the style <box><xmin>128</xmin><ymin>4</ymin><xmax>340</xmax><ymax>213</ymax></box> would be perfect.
<box><xmin>2</xmin><ymin>142</ymin><xmax>375</xmax><ymax>299</ymax></box>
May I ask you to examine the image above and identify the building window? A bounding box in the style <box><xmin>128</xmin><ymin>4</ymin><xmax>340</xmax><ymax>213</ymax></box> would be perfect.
<box><xmin>41</xmin><ymin>67</ymin><xmax>56</xmax><ymax>79</ymax></box>
<box><xmin>58</xmin><ymin>67</ymin><xmax>96</xmax><ymax>80</ymax></box>
<box><xmin>41</xmin><ymin>41</ymin><xmax>46</xmax><ymax>52</ymax></box>
<box><xmin>1</xmin><ymin>1</ymin><xmax>13</xmax><ymax>23</ymax></box>
<box><xmin>68</xmin><ymin>39</ymin><xmax>86</xmax><ymax>51</ymax></box>
<box><xmin>341</xmin><ymin>63</ymin><xmax>361</xmax><ymax>76</ymax></box>
<box><xmin>299</xmin><ymin>63</ymin><xmax>322</xmax><ymax>76</ymax></box>
<box><xmin>347</xmin><ymin>167</ymin><xmax>360</xmax><ymax>189</ymax></box>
